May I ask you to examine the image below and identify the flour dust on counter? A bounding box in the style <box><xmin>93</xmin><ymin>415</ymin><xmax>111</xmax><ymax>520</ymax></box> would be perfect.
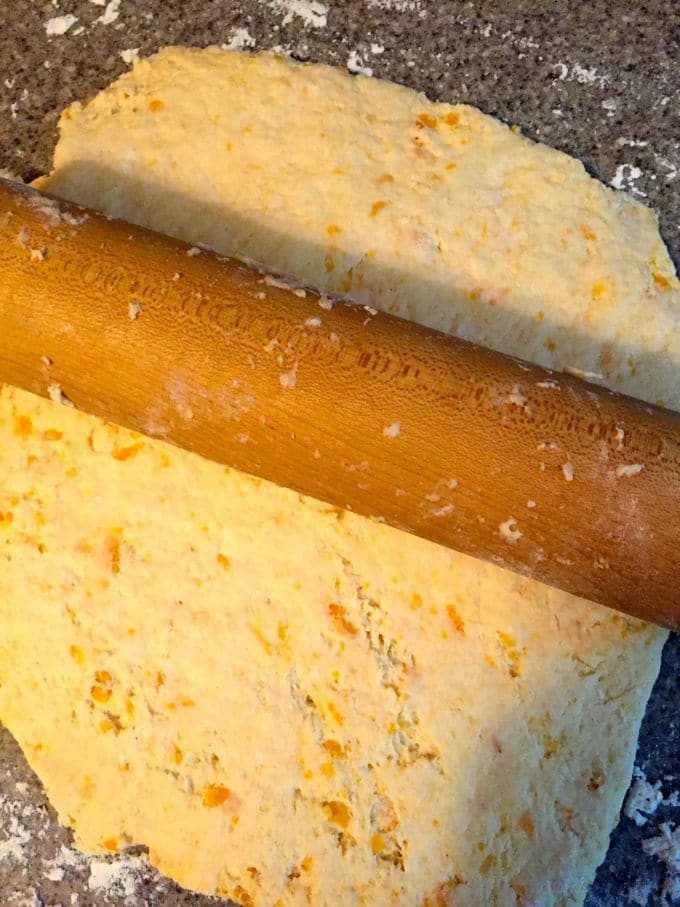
<box><xmin>1</xmin><ymin>48</ymin><xmax>678</xmax><ymax>907</ymax></box>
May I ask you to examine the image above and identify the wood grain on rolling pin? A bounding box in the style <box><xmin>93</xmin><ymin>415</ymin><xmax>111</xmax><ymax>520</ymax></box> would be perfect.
<box><xmin>0</xmin><ymin>178</ymin><xmax>678</xmax><ymax>626</ymax></box>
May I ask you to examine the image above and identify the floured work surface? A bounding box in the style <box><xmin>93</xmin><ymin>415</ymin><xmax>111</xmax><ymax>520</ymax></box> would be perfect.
<box><xmin>1</xmin><ymin>49</ymin><xmax>678</xmax><ymax>906</ymax></box>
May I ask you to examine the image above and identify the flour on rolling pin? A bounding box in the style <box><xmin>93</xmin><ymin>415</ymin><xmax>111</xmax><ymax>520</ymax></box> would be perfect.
<box><xmin>1</xmin><ymin>47</ymin><xmax>678</xmax><ymax>907</ymax></box>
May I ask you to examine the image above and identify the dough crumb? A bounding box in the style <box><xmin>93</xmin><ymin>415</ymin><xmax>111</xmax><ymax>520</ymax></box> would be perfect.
<box><xmin>499</xmin><ymin>518</ymin><xmax>522</xmax><ymax>543</ymax></box>
<box><xmin>616</xmin><ymin>463</ymin><xmax>644</xmax><ymax>477</ymax></box>
<box><xmin>429</xmin><ymin>503</ymin><xmax>454</xmax><ymax>518</ymax></box>
<box><xmin>279</xmin><ymin>363</ymin><xmax>298</xmax><ymax>388</ymax></box>
<box><xmin>47</xmin><ymin>383</ymin><xmax>74</xmax><ymax>408</ymax></box>
<box><xmin>506</xmin><ymin>385</ymin><xmax>528</xmax><ymax>408</ymax></box>
<box><xmin>564</xmin><ymin>366</ymin><xmax>604</xmax><ymax>381</ymax></box>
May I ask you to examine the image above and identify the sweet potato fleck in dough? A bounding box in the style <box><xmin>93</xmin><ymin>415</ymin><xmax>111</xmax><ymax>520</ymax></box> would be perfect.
<box><xmin>0</xmin><ymin>48</ymin><xmax>677</xmax><ymax>906</ymax></box>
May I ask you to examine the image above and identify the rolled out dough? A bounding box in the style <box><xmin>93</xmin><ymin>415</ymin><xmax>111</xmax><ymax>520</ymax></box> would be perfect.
<box><xmin>1</xmin><ymin>48</ymin><xmax>677</xmax><ymax>906</ymax></box>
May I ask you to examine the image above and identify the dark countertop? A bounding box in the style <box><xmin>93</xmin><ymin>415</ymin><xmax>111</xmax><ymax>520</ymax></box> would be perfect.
<box><xmin>1</xmin><ymin>2</ymin><xmax>678</xmax><ymax>905</ymax></box>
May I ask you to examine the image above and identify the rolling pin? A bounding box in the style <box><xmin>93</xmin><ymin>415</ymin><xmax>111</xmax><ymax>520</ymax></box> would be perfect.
<box><xmin>1</xmin><ymin>178</ymin><xmax>679</xmax><ymax>628</ymax></box>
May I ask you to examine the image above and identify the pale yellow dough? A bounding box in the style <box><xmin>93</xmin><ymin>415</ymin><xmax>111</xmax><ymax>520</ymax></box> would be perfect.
<box><xmin>1</xmin><ymin>47</ymin><xmax>677</xmax><ymax>906</ymax></box>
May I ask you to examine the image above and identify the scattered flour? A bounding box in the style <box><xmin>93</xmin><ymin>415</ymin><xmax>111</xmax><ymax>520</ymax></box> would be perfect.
<box><xmin>44</xmin><ymin>863</ymin><xmax>66</xmax><ymax>881</ymax></box>
<box><xmin>347</xmin><ymin>51</ymin><xmax>373</xmax><ymax>77</ymax></box>
<box><xmin>665</xmin><ymin>791</ymin><xmax>680</xmax><ymax>809</ymax></box>
<box><xmin>553</xmin><ymin>61</ymin><xmax>609</xmax><ymax>88</ymax></box>
<box><xmin>269</xmin><ymin>43</ymin><xmax>294</xmax><ymax>57</ymax></box>
<box><xmin>643</xmin><ymin>824</ymin><xmax>680</xmax><ymax>904</ymax></box>
<box><xmin>656</xmin><ymin>155</ymin><xmax>678</xmax><ymax>183</ymax></box>
<box><xmin>45</xmin><ymin>15</ymin><xmax>79</xmax><ymax>36</ymax></box>
<box><xmin>512</xmin><ymin>34</ymin><xmax>540</xmax><ymax>51</ymax></box>
<box><xmin>365</xmin><ymin>0</ymin><xmax>423</xmax><ymax>10</ymax></box>
<box><xmin>382</xmin><ymin>421</ymin><xmax>401</xmax><ymax>438</ymax></box>
<box><xmin>268</xmin><ymin>0</ymin><xmax>328</xmax><ymax>28</ymax></box>
<box><xmin>88</xmin><ymin>854</ymin><xmax>149</xmax><ymax>902</ymax></box>
<box><xmin>0</xmin><ymin>808</ymin><xmax>31</xmax><ymax>864</ymax></box>
<box><xmin>96</xmin><ymin>0</ymin><xmax>121</xmax><ymax>26</ymax></box>
<box><xmin>1</xmin><ymin>779</ymin><xmax>149</xmax><ymax>904</ymax></box>
<box><xmin>625</xmin><ymin>877</ymin><xmax>657</xmax><ymax>906</ymax></box>
<box><xmin>224</xmin><ymin>28</ymin><xmax>257</xmax><ymax>51</ymax></box>
<box><xmin>619</xmin><ymin>138</ymin><xmax>649</xmax><ymax>149</ymax></box>
<box><xmin>625</xmin><ymin>773</ymin><xmax>664</xmax><ymax>826</ymax></box>
<box><xmin>120</xmin><ymin>48</ymin><xmax>140</xmax><ymax>66</ymax></box>
<box><xmin>611</xmin><ymin>164</ymin><xmax>646</xmax><ymax>197</ymax></box>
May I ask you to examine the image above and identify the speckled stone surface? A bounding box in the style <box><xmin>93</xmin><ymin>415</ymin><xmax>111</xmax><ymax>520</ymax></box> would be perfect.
<box><xmin>0</xmin><ymin>2</ymin><xmax>678</xmax><ymax>905</ymax></box>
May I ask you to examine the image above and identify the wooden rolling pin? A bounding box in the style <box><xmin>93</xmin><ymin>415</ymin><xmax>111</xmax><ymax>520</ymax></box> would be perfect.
<box><xmin>1</xmin><ymin>178</ymin><xmax>679</xmax><ymax>627</ymax></box>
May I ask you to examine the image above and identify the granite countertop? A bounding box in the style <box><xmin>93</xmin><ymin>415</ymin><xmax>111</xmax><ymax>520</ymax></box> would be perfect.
<box><xmin>1</xmin><ymin>2</ymin><xmax>678</xmax><ymax>905</ymax></box>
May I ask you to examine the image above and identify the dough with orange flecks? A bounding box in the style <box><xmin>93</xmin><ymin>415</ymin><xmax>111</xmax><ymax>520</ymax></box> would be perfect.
<box><xmin>1</xmin><ymin>47</ymin><xmax>677</xmax><ymax>907</ymax></box>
